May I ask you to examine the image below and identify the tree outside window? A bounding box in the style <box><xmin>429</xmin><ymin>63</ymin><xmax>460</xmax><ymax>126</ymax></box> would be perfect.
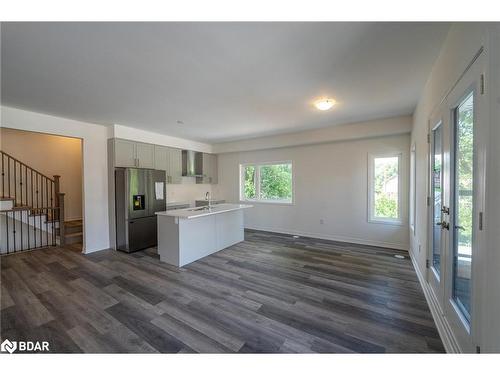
<box><xmin>369</xmin><ymin>153</ymin><xmax>402</xmax><ymax>223</ymax></box>
<box><xmin>241</xmin><ymin>162</ymin><xmax>293</xmax><ymax>203</ymax></box>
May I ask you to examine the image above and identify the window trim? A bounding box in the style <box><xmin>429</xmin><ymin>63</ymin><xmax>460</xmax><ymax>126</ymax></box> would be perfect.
<box><xmin>410</xmin><ymin>143</ymin><xmax>417</xmax><ymax>234</ymax></box>
<box><xmin>367</xmin><ymin>152</ymin><xmax>403</xmax><ymax>225</ymax></box>
<box><xmin>239</xmin><ymin>161</ymin><xmax>294</xmax><ymax>205</ymax></box>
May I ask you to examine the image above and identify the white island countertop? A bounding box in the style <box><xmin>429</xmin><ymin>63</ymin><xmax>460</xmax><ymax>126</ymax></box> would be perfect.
<box><xmin>156</xmin><ymin>203</ymin><xmax>252</xmax><ymax>219</ymax></box>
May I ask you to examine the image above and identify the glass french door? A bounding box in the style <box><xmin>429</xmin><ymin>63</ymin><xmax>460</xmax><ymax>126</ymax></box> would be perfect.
<box><xmin>428</xmin><ymin>115</ymin><xmax>447</xmax><ymax>305</ymax></box>
<box><xmin>452</xmin><ymin>93</ymin><xmax>474</xmax><ymax>324</ymax></box>
<box><xmin>427</xmin><ymin>53</ymin><xmax>485</xmax><ymax>352</ymax></box>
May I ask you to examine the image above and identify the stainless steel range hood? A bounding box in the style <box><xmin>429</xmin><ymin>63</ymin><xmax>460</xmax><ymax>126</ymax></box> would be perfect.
<box><xmin>182</xmin><ymin>150</ymin><xmax>204</xmax><ymax>177</ymax></box>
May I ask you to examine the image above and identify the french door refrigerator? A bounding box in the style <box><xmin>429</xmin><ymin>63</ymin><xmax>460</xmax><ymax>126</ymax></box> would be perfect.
<box><xmin>115</xmin><ymin>168</ymin><xmax>166</xmax><ymax>253</ymax></box>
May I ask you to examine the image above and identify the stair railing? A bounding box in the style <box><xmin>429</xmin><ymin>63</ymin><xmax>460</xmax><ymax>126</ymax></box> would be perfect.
<box><xmin>0</xmin><ymin>206</ymin><xmax>59</xmax><ymax>254</ymax></box>
<box><xmin>1</xmin><ymin>150</ymin><xmax>61</xmax><ymax>211</ymax></box>
<box><xmin>0</xmin><ymin>150</ymin><xmax>65</xmax><ymax>254</ymax></box>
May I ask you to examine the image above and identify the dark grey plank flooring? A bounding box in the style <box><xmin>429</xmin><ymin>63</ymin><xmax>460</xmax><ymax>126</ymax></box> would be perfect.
<box><xmin>0</xmin><ymin>229</ymin><xmax>444</xmax><ymax>353</ymax></box>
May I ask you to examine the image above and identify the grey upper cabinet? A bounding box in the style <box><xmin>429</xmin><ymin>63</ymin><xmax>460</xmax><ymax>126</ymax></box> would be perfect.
<box><xmin>154</xmin><ymin>145</ymin><xmax>169</xmax><ymax>171</ymax></box>
<box><xmin>202</xmin><ymin>153</ymin><xmax>218</xmax><ymax>184</ymax></box>
<box><xmin>114</xmin><ymin>139</ymin><xmax>154</xmax><ymax>168</ymax></box>
<box><xmin>154</xmin><ymin>145</ymin><xmax>182</xmax><ymax>184</ymax></box>
<box><xmin>114</xmin><ymin>139</ymin><xmax>137</xmax><ymax>167</ymax></box>
<box><xmin>169</xmin><ymin>148</ymin><xmax>183</xmax><ymax>184</ymax></box>
<box><xmin>136</xmin><ymin>143</ymin><xmax>154</xmax><ymax>168</ymax></box>
<box><xmin>112</xmin><ymin>138</ymin><xmax>207</xmax><ymax>185</ymax></box>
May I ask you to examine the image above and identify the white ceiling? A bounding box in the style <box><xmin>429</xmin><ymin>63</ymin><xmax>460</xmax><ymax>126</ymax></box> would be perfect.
<box><xmin>1</xmin><ymin>22</ymin><xmax>449</xmax><ymax>143</ymax></box>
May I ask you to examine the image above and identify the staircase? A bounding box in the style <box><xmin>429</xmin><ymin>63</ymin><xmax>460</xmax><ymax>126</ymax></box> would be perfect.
<box><xmin>64</xmin><ymin>219</ymin><xmax>83</xmax><ymax>252</ymax></box>
<box><xmin>1</xmin><ymin>150</ymin><xmax>67</xmax><ymax>255</ymax></box>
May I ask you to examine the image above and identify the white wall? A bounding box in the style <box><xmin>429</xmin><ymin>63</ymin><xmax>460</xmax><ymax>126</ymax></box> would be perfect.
<box><xmin>213</xmin><ymin>115</ymin><xmax>412</xmax><ymax>153</ymax></box>
<box><xmin>1</xmin><ymin>127</ymin><xmax>83</xmax><ymax>220</ymax></box>
<box><xmin>411</xmin><ymin>23</ymin><xmax>500</xmax><ymax>352</ymax></box>
<box><xmin>215</xmin><ymin>132</ymin><xmax>411</xmax><ymax>250</ymax></box>
<box><xmin>1</xmin><ymin>106</ymin><xmax>109</xmax><ymax>253</ymax></box>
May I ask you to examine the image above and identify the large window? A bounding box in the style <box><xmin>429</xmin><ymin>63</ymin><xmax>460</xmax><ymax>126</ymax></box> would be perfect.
<box><xmin>368</xmin><ymin>153</ymin><xmax>402</xmax><ymax>224</ymax></box>
<box><xmin>240</xmin><ymin>162</ymin><xmax>293</xmax><ymax>203</ymax></box>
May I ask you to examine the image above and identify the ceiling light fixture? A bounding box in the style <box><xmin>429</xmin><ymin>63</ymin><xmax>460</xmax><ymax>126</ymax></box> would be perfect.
<box><xmin>314</xmin><ymin>98</ymin><xmax>336</xmax><ymax>111</ymax></box>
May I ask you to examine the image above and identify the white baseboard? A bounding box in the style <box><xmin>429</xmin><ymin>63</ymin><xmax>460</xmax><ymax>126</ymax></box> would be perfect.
<box><xmin>82</xmin><ymin>246</ymin><xmax>110</xmax><ymax>255</ymax></box>
<box><xmin>408</xmin><ymin>249</ymin><xmax>462</xmax><ymax>353</ymax></box>
<box><xmin>245</xmin><ymin>225</ymin><xmax>409</xmax><ymax>251</ymax></box>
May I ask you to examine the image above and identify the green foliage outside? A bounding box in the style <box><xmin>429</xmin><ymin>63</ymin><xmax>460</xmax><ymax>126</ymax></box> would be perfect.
<box><xmin>375</xmin><ymin>195</ymin><xmax>398</xmax><ymax>218</ymax></box>
<box><xmin>243</xmin><ymin>164</ymin><xmax>292</xmax><ymax>201</ymax></box>
<box><xmin>374</xmin><ymin>157</ymin><xmax>399</xmax><ymax>219</ymax></box>
<box><xmin>456</xmin><ymin>95</ymin><xmax>474</xmax><ymax>249</ymax></box>
<box><xmin>260</xmin><ymin>164</ymin><xmax>292</xmax><ymax>200</ymax></box>
<box><xmin>244</xmin><ymin>166</ymin><xmax>256</xmax><ymax>199</ymax></box>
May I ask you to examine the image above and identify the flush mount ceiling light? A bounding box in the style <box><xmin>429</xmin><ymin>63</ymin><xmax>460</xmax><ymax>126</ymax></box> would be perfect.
<box><xmin>314</xmin><ymin>98</ymin><xmax>336</xmax><ymax>111</ymax></box>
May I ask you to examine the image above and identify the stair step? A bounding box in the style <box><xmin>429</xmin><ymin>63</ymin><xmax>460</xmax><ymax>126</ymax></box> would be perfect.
<box><xmin>1</xmin><ymin>205</ymin><xmax>32</xmax><ymax>212</ymax></box>
<box><xmin>64</xmin><ymin>220</ymin><xmax>83</xmax><ymax>234</ymax></box>
<box><xmin>64</xmin><ymin>231</ymin><xmax>83</xmax><ymax>245</ymax></box>
<box><xmin>65</xmin><ymin>231</ymin><xmax>83</xmax><ymax>238</ymax></box>
<box><xmin>12</xmin><ymin>205</ymin><xmax>31</xmax><ymax>210</ymax></box>
<box><xmin>65</xmin><ymin>219</ymin><xmax>83</xmax><ymax>227</ymax></box>
<box><xmin>0</xmin><ymin>198</ymin><xmax>15</xmax><ymax>211</ymax></box>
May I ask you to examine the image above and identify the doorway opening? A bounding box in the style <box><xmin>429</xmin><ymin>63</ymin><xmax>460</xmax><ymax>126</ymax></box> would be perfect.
<box><xmin>0</xmin><ymin>127</ymin><xmax>84</xmax><ymax>253</ymax></box>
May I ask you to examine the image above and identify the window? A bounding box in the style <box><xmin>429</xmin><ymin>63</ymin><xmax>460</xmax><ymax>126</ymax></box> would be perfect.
<box><xmin>452</xmin><ymin>92</ymin><xmax>474</xmax><ymax>322</ymax></box>
<box><xmin>410</xmin><ymin>144</ymin><xmax>417</xmax><ymax>234</ymax></box>
<box><xmin>431</xmin><ymin>123</ymin><xmax>443</xmax><ymax>275</ymax></box>
<box><xmin>240</xmin><ymin>162</ymin><xmax>293</xmax><ymax>203</ymax></box>
<box><xmin>368</xmin><ymin>153</ymin><xmax>402</xmax><ymax>224</ymax></box>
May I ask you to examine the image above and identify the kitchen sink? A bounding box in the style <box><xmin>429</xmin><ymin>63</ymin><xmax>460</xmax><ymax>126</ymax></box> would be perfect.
<box><xmin>188</xmin><ymin>206</ymin><xmax>212</xmax><ymax>211</ymax></box>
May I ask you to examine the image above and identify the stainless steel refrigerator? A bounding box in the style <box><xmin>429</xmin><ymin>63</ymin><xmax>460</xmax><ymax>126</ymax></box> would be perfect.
<box><xmin>115</xmin><ymin>168</ymin><xmax>166</xmax><ymax>253</ymax></box>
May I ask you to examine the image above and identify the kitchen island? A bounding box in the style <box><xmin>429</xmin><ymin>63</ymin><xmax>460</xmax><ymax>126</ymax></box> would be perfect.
<box><xmin>156</xmin><ymin>203</ymin><xmax>252</xmax><ymax>267</ymax></box>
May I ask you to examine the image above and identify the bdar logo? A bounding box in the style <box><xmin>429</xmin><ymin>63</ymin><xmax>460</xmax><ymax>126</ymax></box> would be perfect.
<box><xmin>1</xmin><ymin>339</ymin><xmax>17</xmax><ymax>354</ymax></box>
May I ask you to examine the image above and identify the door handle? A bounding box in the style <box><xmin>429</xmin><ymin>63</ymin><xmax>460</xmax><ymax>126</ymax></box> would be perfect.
<box><xmin>455</xmin><ymin>225</ymin><xmax>465</xmax><ymax>231</ymax></box>
<box><xmin>437</xmin><ymin>221</ymin><xmax>449</xmax><ymax>230</ymax></box>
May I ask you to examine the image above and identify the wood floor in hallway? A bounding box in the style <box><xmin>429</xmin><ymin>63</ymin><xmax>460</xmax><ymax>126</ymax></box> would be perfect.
<box><xmin>0</xmin><ymin>230</ymin><xmax>444</xmax><ymax>353</ymax></box>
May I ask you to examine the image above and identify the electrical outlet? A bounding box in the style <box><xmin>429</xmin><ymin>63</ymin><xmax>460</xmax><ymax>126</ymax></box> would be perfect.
<box><xmin>320</xmin><ymin>219</ymin><xmax>324</xmax><ymax>224</ymax></box>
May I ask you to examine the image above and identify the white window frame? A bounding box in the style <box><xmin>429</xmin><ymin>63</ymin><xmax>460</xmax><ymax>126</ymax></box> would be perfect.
<box><xmin>239</xmin><ymin>161</ymin><xmax>294</xmax><ymax>205</ymax></box>
<box><xmin>368</xmin><ymin>152</ymin><xmax>403</xmax><ymax>225</ymax></box>
<box><xmin>410</xmin><ymin>143</ymin><xmax>417</xmax><ymax>234</ymax></box>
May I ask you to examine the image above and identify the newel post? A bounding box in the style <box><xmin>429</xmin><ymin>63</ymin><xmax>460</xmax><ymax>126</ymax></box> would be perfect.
<box><xmin>58</xmin><ymin>192</ymin><xmax>65</xmax><ymax>246</ymax></box>
<box><xmin>53</xmin><ymin>175</ymin><xmax>61</xmax><ymax>213</ymax></box>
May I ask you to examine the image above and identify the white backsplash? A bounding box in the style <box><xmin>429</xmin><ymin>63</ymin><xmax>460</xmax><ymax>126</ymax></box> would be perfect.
<box><xmin>166</xmin><ymin>177</ymin><xmax>214</xmax><ymax>206</ymax></box>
